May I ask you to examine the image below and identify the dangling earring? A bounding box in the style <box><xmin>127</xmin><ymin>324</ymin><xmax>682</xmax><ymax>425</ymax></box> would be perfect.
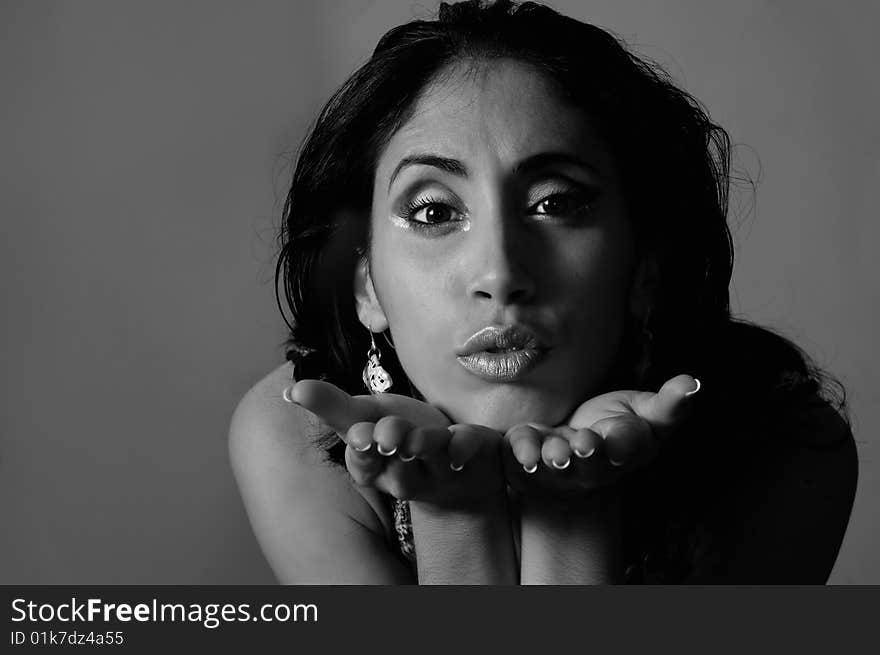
<box><xmin>381</xmin><ymin>328</ymin><xmax>423</xmax><ymax>399</ymax></box>
<box><xmin>363</xmin><ymin>328</ymin><xmax>393</xmax><ymax>394</ymax></box>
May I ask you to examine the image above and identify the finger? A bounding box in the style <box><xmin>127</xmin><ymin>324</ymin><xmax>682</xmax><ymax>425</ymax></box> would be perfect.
<box><xmin>591</xmin><ymin>414</ymin><xmax>654</xmax><ymax>468</ymax></box>
<box><xmin>345</xmin><ymin>452</ymin><xmax>383</xmax><ymax>486</ymax></box>
<box><xmin>541</xmin><ymin>435</ymin><xmax>573</xmax><ymax>470</ymax></box>
<box><xmin>371</xmin><ymin>393</ymin><xmax>451</xmax><ymax>429</ymax></box>
<box><xmin>629</xmin><ymin>374</ymin><xmax>701</xmax><ymax>441</ymax></box>
<box><xmin>525</xmin><ymin>422</ymin><xmax>553</xmax><ymax>433</ymax></box>
<box><xmin>373</xmin><ymin>415</ymin><xmax>414</xmax><ymax>457</ymax></box>
<box><xmin>506</xmin><ymin>424</ymin><xmax>543</xmax><ymax>473</ymax></box>
<box><xmin>344</xmin><ymin>432</ymin><xmax>384</xmax><ymax>487</ymax></box>
<box><xmin>567</xmin><ymin>427</ymin><xmax>602</xmax><ymax>460</ymax></box>
<box><xmin>345</xmin><ymin>421</ymin><xmax>376</xmax><ymax>453</ymax></box>
<box><xmin>290</xmin><ymin>379</ymin><xmax>379</xmax><ymax>434</ymax></box>
<box><xmin>405</xmin><ymin>425</ymin><xmax>453</xmax><ymax>460</ymax></box>
<box><xmin>447</xmin><ymin>424</ymin><xmax>497</xmax><ymax>471</ymax></box>
<box><xmin>373</xmin><ymin>458</ymin><xmax>419</xmax><ymax>500</ymax></box>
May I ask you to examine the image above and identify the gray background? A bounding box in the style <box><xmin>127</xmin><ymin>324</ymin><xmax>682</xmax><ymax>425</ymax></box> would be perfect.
<box><xmin>1</xmin><ymin>0</ymin><xmax>876</xmax><ymax>584</ymax></box>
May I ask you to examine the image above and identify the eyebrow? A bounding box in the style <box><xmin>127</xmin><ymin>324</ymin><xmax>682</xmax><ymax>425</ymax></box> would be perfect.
<box><xmin>387</xmin><ymin>151</ymin><xmax>602</xmax><ymax>192</ymax></box>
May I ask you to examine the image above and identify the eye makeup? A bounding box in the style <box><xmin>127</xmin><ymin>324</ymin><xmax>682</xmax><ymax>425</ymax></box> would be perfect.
<box><xmin>530</xmin><ymin>189</ymin><xmax>600</xmax><ymax>219</ymax></box>
<box><xmin>398</xmin><ymin>195</ymin><xmax>461</xmax><ymax>223</ymax></box>
<box><xmin>390</xmin><ymin>184</ymin><xmax>469</xmax><ymax>234</ymax></box>
<box><xmin>386</xmin><ymin>176</ymin><xmax>601</xmax><ymax>234</ymax></box>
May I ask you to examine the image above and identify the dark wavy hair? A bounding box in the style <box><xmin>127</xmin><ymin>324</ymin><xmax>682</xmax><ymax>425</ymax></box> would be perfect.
<box><xmin>273</xmin><ymin>0</ymin><xmax>849</xmax><ymax>581</ymax></box>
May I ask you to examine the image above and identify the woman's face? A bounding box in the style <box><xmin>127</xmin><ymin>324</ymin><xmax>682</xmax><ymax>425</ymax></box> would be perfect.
<box><xmin>359</xmin><ymin>59</ymin><xmax>637</xmax><ymax>430</ymax></box>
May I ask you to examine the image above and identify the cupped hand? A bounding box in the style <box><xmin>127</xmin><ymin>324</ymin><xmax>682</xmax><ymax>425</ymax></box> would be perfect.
<box><xmin>503</xmin><ymin>374</ymin><xmax>701</xmax><ymax>496</ymax></box>
<box><xmin>289</xmin><ymin>380</ymin><xmax>505</xmax><ymax>505</ymax></box>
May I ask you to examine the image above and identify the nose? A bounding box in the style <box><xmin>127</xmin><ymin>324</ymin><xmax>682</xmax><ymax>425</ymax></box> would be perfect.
<box><xmin>465</xmin><ymin>213</ymin><xmax>537</xmax><ymax>306</ymax></box>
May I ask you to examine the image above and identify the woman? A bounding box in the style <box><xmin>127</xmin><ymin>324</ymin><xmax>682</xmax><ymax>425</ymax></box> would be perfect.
<box><xmin>229</xmin><ymin>0</ymin><xmax>857</xmax><ymax>584</ymax></box>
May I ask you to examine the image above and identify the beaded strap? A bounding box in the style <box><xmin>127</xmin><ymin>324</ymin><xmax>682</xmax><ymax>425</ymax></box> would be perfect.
<box><xmin>392</xmin><ymin>499</ymin><xmax>417</xmax><ymax>565</ymax></box>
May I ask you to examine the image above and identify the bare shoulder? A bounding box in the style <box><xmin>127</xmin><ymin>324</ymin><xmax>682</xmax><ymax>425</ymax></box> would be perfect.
<box><xmin>701</xmin><ymin>395</ymin><xmax>858</xmax><ymax>583</ymax></box>
<box><xmin>228</xmin><ymin>363</ymin><xmax>328</xmax><ymax>465</ymax></box>
<box><xmin>228</xmin><ymin>363</ymin><xmax>410</xmax><ymax>584</ymax></box>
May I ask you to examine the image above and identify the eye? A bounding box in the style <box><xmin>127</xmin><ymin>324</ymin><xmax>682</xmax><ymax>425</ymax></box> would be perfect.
<box><xmin>531</xmin><ymin>190</ymin><xmax>599</xmax><ymax>217</ymax></box>
<box><xmin>399</xmin><ymin>197</ymin><xmax>463</xmax><ymax>225</ymax></box>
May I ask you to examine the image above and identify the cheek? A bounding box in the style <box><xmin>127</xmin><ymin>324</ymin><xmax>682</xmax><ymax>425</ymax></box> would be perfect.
<box><xmin>554</xmin><ymin>225</ymin><xmax>634</xmax><ymax>314</ymax></box>
<box><xmin>369</xmin><ymin>232</ymin><xmax>455</xmax><ymax>378</ymax></box>
<box><xmin>372</xmin><ymin>232</ymin><xmax>452</xmax><ymax>318</ymax></box>
<box><xmin>548</xmin><ymin>225</ymin><xmax>636</xmax><ymax>382</ymax></box>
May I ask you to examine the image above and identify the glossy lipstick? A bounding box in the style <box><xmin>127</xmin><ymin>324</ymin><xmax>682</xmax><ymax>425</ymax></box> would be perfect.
<box><xmin>456</xmin><ymin>325</ymin><xmax>548</xmax><ymax>382</ymax></box>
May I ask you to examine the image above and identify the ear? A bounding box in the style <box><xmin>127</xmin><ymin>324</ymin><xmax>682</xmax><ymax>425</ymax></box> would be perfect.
<box><xmin>629</xmin><ymin>255</ymin><xmax>659</xmax><ymax>321</ymax></box>
<box><xmin>353</xmin><ymin>256</ymin><xmax>389</xmax><ymax>332</ymax></box>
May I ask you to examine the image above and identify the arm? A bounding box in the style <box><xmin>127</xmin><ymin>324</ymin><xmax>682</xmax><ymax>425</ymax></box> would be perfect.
<box><xmin>409</xmin><ymin>490</ymin><xmax>518</xmax><ymax>585</ymax></box>
<box><xmin>228</xmin><ymin>367</ymin><xmax>414</xmax><ymax>584</ymax></box>
<box><xmin>290</xmin><ymin>380</ymin><xmax>519</xmax><ymax>584</ymax></box>
<box><xmin>509</xmin><ymin>375</ymin><xmax>699</xmax><ymax>584</ymax></box>
<box><xmin>519</xmin><ymin>487</ymin><xmax>624</xmax><ymax>584</ymax></box>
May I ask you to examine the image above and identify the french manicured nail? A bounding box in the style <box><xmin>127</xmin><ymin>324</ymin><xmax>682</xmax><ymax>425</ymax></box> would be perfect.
<box><xmin>684</xmin><ymin>378</ymin><xmax>701</xmax><ymax>397</ymax></box>
<box><xmin>377</xmin><ymin>444</ymin><xmax>398</xmax><ymax>456</ymax></box>
<box><xmin>282</xmin><ymin>386</ymin><xmax>295</xmax><ymax>403</ymax></box>
<box><xmin>399</xmin><ymin>453</ymin><xmax>416</xmax><ymax>462</ymax></box>
<box><xmin>523</xmin><ymin>462</ymin><xmax>538</xmax><ymax>474</ymax></box>
<box><xmin>551</xmin><ymin>457</ymin><xmax>571</xmax><ymax>470</ymax></box>
<box><xmin>450</xmin><ymin>462</ymin><xmax>464</xmax><ymax>472</ymax></box>
<box><xmin>609</xmin><ymin>457</ymin><xmax>625</xmax><ymax>467</ymax></box>
<box><xmin>354</xmin><ymin>442</ymin><xmax>372</xmax><ymax>453</ymax></box>
<box><xmin>574</xmin><ymin>447</ymin><xmax>595</xmax><ymax>459</ymax></box>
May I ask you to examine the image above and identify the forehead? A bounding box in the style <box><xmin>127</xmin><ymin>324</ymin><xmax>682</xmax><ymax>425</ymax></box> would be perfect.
<box><xmin>377</xmin><ymin>58</ymin><xmax>613</xmax><ymax>177</ymax></box>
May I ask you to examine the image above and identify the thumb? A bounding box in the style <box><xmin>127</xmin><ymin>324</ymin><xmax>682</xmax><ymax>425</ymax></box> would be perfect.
<box><xmin>290</xmin><ymin>379</ymin><xmax>379</xmax><ymax>435</ymax></box>
<box><xmin>630</xmin><ymin>374</ymin><xmax>701</xmax><ymax>441</ymax></box>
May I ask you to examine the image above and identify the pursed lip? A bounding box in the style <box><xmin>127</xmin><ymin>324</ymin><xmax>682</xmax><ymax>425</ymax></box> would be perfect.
<box><xmin>456</xmin><ymin>325</ymin><xmax>547</xmax><ymax>356</ymax></box>
<box><xmin>456</xmin><ymin>325</ymin><xmax>550</xmax><ymax>382</ymax></box>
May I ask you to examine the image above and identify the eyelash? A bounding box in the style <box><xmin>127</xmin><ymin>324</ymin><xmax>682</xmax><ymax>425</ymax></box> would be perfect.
<box><xmin>532</xmin><ymin>189</ymin><xmax>600</xmax><ymax>218</ymax></box>
<box><xmin>397</xmin><ymin>189</ymin><xmax>599</xmax><ymax>231</ymax></box>
<box><xmin>398</xmin><ymin>195</ymin><xmax>464</xmax><ymax>231</ymax></box>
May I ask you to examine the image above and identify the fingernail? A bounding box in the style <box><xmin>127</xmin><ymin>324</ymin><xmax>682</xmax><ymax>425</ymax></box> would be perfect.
<box><xmin>523</xmin><ymin>462</ymin><xmax>538</xmax><ymax>474</ymax></box>
<box><xmin>377</xmin><ymin>444</ymin><xmax>398</xmax><ymax>456</ymax></box>
<box><xmin>399</xmin><ymin>453</ymin><xmax>416</xmax><ymax>462</ymax></box>
<box><xmin>354</xmin><ymin>442</ymin><xmax>372</xmax><ymax>453</ymax></box>
<box><xmin>450</xmin><ymin>462</ymin><xmax>464</xmax><ymax>472</ymax></box>
<box><xmin>551</xmin><ymin>457</ymin><xmax>571</xmax><ymax>470</ymax></box>
<box><xmin>609</xmin><ymin>457</ymin><xmax>625</xmax><ymax>467</ymax></box>
<box><xmin>684</xmin><ymin>378</ymin><xmax>701</xmax><ymax>397</ymax></box>
<box><xmin>282</xmin><ymin>386</ymin><xmax>295</xmax><ymax>403</ymax></box>
<box><xmin>574</xmin><ymin>447</ymin><xmax>595</xmax><ymax>459</ymax></box>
